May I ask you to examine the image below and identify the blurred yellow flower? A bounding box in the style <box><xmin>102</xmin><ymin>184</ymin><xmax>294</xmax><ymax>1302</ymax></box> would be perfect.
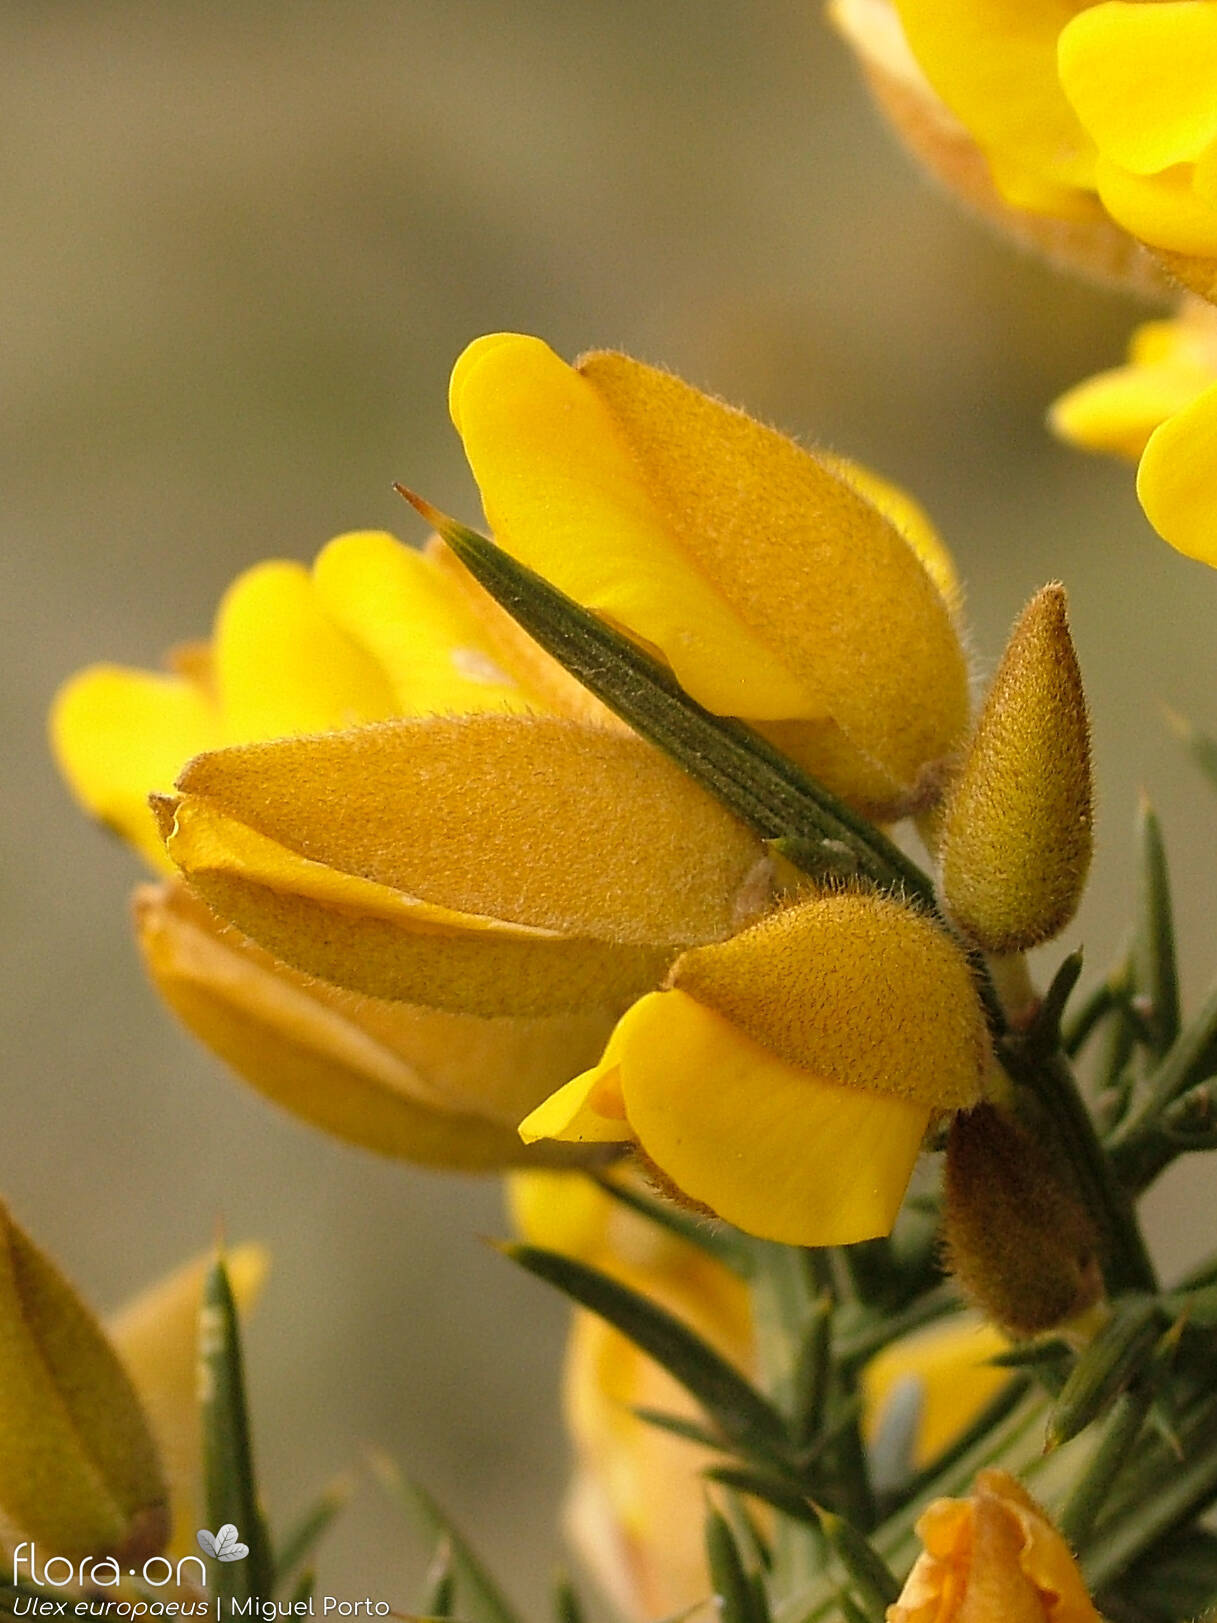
<box><xmin>451</xmin><ymin>332</ymin><xmax>969</xmax><ymax>820</ymax></box>
<box><xmin>521</xmin><ymin>890</ymin><xmax>990</xmax><ymax>1246</ymax></box>
<box><xmin>833</xmin><ymin>0</ymin><xmax>1217</xmax><ymax>299</ymax></box>
<box><xmin>889</xmin><ymin>1468</ymin><xmax>1101</xmax><ymax>1623</ymax></box>
<box><xmin>507</xmin><ymin>1172</ymin><xmax>754</xmax><ymax>1620</ymax></box>
<box><xmin>862</xmin><ymin>1313</ymin><xmax>1009</xmax><ymax>1468</ymax></box>
<box><xmin>1058</xmin><ymin>2</ymin><xmax>1217</xmax><ymax>290</ymax></box>
<box><xmin>1051</xmin><ymin>300</ymin><xmax>1217</xmax><ymax>565</ymax></box>
<box><xmin>51</xmin><ymin>530</ymin><xmax>627</xmax><ymax>1167</ymax></box>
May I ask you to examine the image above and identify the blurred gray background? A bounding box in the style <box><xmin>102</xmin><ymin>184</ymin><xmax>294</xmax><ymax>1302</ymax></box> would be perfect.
<box><xmin>4</xmin><ymin>0</ymin><xmax>1214</xmax><ymax>1607</ymax></box>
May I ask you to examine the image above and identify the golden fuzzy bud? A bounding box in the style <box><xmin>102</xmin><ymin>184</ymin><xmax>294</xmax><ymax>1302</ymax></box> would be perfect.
<box><xmin>944</xmin><ymin>1104</ymin><xmax>1103</xmax><ymax>1337</ymax></box>
<box><xmin>940</xmin><ymin>585</ymin><xmax>1093</xmax><ymax>954</ymax></box>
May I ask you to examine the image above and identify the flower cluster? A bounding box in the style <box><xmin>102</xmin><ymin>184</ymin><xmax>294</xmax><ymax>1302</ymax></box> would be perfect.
<box><xmin>53</xmin><ymin>332</ymin><xmax>1121</xmax><ymax>1617</ymax></box>
<box><xmin>832</xmin><ymin>0</ymin><xmax>1217</xmax><ymax>566</ymax></box>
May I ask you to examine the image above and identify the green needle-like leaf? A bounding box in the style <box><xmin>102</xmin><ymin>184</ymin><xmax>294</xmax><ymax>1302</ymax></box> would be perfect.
<box><xmin>812</xmin><ymin>1505</ymin><xmax>901</xmax><ymax>1620</ymax></box>
<box><xmin>551</xmin><ymin>1569</ymin><xmax>584</xmax><ymax>1623</ymax></box>
<box><xmin>399</xmin><ymin>492</ymin><xmax>937</xmax><ymax>910</ymax></box>
<box><xmin>1048</xmin><ymin>1298</ymin><xmax>1163</xmax><ymax>1448</ymax></box>
<box><xmin>199</xmin><ymin>1250</ymin><xmax>274</xmax><ymax>1605</ymax></box>
<box><xmin>633</xmin><ymin>1406</ymin><xmax>731</xmax><ymax>1452</ymax></box>
<box><xmin>705</xmin><ymin>1503</ymin><xmax>770</xmax><ymax>1623</ymax></box>
<box><xmin>501</xmin><ymin>1242</ymin><xmax>791</xmax><ymax>1461</ymax></box>
<box><xmin>1132</xmin><ymin>797</ymin><xmax>1180</xmax><ymax>1057</ymax></box>
<box><xmin>371</xmin><ymin>1457</ymin><xmax>522</xmax><ymax>1623</ymax></box>
<box><xmin>422</xmin><ymin>1540</ymin><xmax>456</xmax><ymax>1620</ymax></box>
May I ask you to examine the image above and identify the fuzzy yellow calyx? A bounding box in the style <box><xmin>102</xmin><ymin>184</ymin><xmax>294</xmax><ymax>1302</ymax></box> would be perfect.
<box><xmin>158</xmin><ymin>714</ymin><xmax>771</xmax><ymax>1017</ymax></box>
<box><xmin>940</xmin><ymin>584</ymin><xmax>1092</xmax><ymax>953</ymax></box>
<box><xmin>0</xmin><ymin>1201</ymin><xmax>169</xmax><ymax>1561</ymax></box>
<box><xmin>521</xmin><ymin>890</ymin><xmax>989</xmax><ymax>1246</ymax></box>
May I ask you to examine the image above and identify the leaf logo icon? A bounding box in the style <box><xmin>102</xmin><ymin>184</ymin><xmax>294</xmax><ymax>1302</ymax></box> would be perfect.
<box><xmin>196</xmin><ymin>1524</ymin><xmax>250</xmax><ymax>1562</ymax></box>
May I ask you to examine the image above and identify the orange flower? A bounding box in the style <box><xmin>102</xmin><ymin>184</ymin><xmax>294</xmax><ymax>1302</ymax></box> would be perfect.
<box><xmin>889</xmin><ymin>1469</ymin><xmax>1100</xmax><ymax>1623</ymax></box>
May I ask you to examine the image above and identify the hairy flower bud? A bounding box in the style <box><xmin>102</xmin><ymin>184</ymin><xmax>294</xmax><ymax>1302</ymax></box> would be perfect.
<box><xmin>944</xmin><ymin>1104</ymin><xmax>1103</xmax><ymax>1336</ymax></box>
<box><xmin>0</xmin><ymin>1200</ymin><xmax>169</xmax><ymax>1561</ymax></box>
<box><xmin>521</xmin><ymin>889</ymin><xmax>989</xmax><ymax>1246</ymax></box>
<box><xmin>940</xmin><ymin>585</ymin><xmax>1092</xmax><ymax>954</ymax></box>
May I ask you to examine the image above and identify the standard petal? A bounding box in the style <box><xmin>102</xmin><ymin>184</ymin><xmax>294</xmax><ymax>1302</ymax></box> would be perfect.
<box><xmin>50</xmin><ymin>666</ymin><xmax>223</xmax><ymax>869</ymax></box>
<box><xmin>616</xmin><ymin>990</ymin><xmax>931</xmax><ymax>1246</ymax></box>
<box><xmin>1094</xmin><ymin>154</ymin><xmax>1217</xmax><ymax>258</ymax></box>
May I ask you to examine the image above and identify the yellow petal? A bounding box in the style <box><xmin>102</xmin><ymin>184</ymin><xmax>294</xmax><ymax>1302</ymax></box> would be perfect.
<box><xmin>1059</xmin><ymin>3</ymin><xmax>1217</xmax><ymax>175</ymax></box>
<box><xmin>50</xmin><ymin>666</ymin><xmax>223</xmax><ymax>869</ymax></box>
<box><xmin>136</xmin><ymin>882</ymin><xmax>612</xmax><ymax>1164</ymax></box>
<box><xmin>213</xmin><ymin>559</ymin><xmax>397</xmax><ymax>741</ymax></box>
<box><xmin>890</xmin><ymin>0</ymin><xmax>1096</xmax><ymax>198</ymax></box>
<box><xmin>562</xmin><ymin>1251</ymin><xmax>752</xmax><ymax>1619</ymax></box>
<box><xmin>615</xmin><ymin>990</ymin><xmax>932</xmax><ymax>1245</ymax></box>
<box><xmin>311</xmin><ymin>530</ymin><xmax>533</xmax><ymax>717</ymax></box>
<box><xmin>1137</xmin><ymin>379</ymin><xmax>1217</xmax><ymax>564</ymax></box>
<box><xmin>160</xmin><ymin>715</ymin><xmax>769</xmax><ymax>1015</ymax></box>
<box><xmin>107</xmin><ymin>1245</ymin><xmax>267</xmax><ymax>1560</ymax></box>
<box><xmin>518</xmin><ymin>1055</ymin><xmax>632</xmax><ymax>1146</ymax></box>
<box><xmin>1050</xmin><ymin>355</ymin><xmax>1212</xmax><ymax>460</ymax></box>
<box><xmin>451</xmin><ymin>335</ymin><xmax>968</xmax><ymax>807</ymax></box>
<box><xmin>1094</xmin><ymin>153</ymin><xmax>1217</xmax><ymax>257</ymax></box>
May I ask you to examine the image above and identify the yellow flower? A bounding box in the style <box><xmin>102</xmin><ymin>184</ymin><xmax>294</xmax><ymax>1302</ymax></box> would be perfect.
<box><xmin>0</xmin><ymin>1199</ymin><xmax>170</xmax><ymax>1564</ymax></box>
<box><xmin>888</xmin><ymin>1468</ymin><xmax>1101</xmax><ymax>1623</ymax></box>
<box><xmin>862</xmin><ymin>1314</ymin><xmax>1010</xmax><ymax>1468</ymax></box>
<box><xmin>521</xmin><ymin>889</ymin><xmax>990</xmax><ymax>1246</ymax></box>
<box><xmin>832</xmin><ymin>0</ymin><xmax>1217</xmax><ymax>298</ymax></box>
<box><xmin>450</xmin><ymin>332</ymin><xmax>970</xmax><ymax>820</ymax></box>
<box><xmin>828</xmin><ymin>0</ymin><xmax>1164</xmax><ymax>293</ymax></box>
<box><xmin>51</xmin><ymin>530</ymin><xmax>628</xmax><ymax>1167</ymax></box>
<box><xmin>508</xmin><ymin>1173</ymin><xmax>754</xmax><ymax>1620</ymax></box>
<box><xmin>1051</xmin><ymin>299</ymin><xmax>1217</xmax><ymax>564</ymax></box>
